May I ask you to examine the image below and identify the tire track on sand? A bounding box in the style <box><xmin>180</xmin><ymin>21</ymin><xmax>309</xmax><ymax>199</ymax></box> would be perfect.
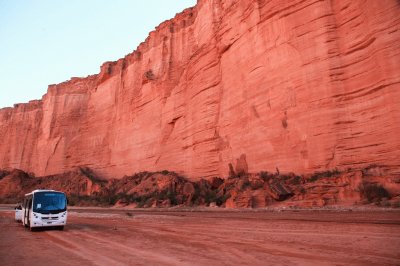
<box><xmin>43</xmin><ymin>231</ymin><xmax>126</xmax><ymax>266</ymax></box>
<box><xmin>43</xmin><ymin>229</ymin><xmax>182</xmax><ymax>266</ymax></box>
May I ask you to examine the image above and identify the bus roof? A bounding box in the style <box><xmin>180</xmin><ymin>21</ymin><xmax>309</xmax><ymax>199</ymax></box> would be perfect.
<box><xmin>24</xmin><ymin>189</ymin><xmax>62</xmax><ymax>196</ymax></box>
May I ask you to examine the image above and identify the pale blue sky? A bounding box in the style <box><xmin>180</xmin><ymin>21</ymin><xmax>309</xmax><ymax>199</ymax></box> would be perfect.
<box><xmin>0</xmin><ymin>0</ymin><xmax>196</xmax><ymax>108</ymax></box>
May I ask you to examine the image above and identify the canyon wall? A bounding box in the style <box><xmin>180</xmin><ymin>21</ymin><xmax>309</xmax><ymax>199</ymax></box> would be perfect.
<box><xmin>0</xmin><ymin>0</ymin><xmax>399</xmax><ymax>180</ymax></box>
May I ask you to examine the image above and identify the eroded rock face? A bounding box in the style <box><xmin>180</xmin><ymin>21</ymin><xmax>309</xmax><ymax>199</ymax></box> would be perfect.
<box><xmin>1</xmin><ymin>167</ymin><xmax>398</xmax><ymax>208</ymax></box>
<box><xmin>0</xmin><ymin>168</ymin><xmax>103</xmax><ymax>202</ymax></box>
<box><xmin>0</xmin><ymin>0</ymin><xmax>399</xmax><ymax>180</ymax></box>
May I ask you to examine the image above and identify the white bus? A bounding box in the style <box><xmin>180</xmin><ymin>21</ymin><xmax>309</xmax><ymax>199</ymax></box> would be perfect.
<box><xmin>22</xmin><ymin>189</ymin><xmax>68</xmax><ymax>231</ymax></box>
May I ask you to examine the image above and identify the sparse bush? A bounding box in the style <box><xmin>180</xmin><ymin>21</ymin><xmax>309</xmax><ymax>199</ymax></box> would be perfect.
<box><xmin>145</xmin><ymin>70</ymin><xmax>155</xmax><ymax>80</ymax></box>
<box><xmin>391</xmin><ymin>201</ymin><xmax>400</xmax><ymax>208</ymax></box>
<box><xmin>250</xmin><ymin>180</ymin><xmax>264</xmax><ymax>190</ymax></box>
<box><xmin>157</xmin><ymin>170</ymin><xmax>180</xmax><ymax>177</ymax></box>
<box><xmin>360</xmin><ymin>183</ymin><xmax>390</xmax><ymax>203</ymax></box>
<box><xmin>288</xmin><ymin>175</ymin><xmax>302</xmax><ymax>185</ymax></box>
<box><xmin>79</xmin><ymin>167</ymin><xmax>106</xmax><ymax>183</ymax></box>
<box><xmin>309</xmin><ymin>169</ymin><xmax>340</xmax><ymax>182</ymax></box>
<box><xmin>190</xmin><ymin>185</ymin><xmax>201</xmax><ymax>205</ymax></box>
<box><xmin>239</xmin><ymin>178</ymin><xmax>251</xmax><ymax>190</ymax></box>
<box><xmin>216</xmin><ymin>193</ymin><xmax>230</xmax><ymax>206</ymax></box>
<box><xmin>0</xmin><ymin>170</ymin><xmax>10</xmax><ymax>180</ymax></box>
<box><xmin>156</xmin><ymin>190</ymin><xmax>168</xmax><ymax>201</ymax></box>
<box><xmin>204</xmin><ymin>191</ymin><xmax>217</xmax><ymax>205</ymax></box>
<box><xmin>259</xmin><ymin>171</ymin><xmax>272</xmax><ymax>182</ymax></box>
<box><xmin>167</xmin><ymin>191</ymin><xmax>178</xmax><ymax>205</ymax></box>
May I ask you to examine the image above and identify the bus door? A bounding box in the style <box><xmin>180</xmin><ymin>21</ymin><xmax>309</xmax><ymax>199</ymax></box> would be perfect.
<box><xmin>23</xmin><ymin>196</ymin><xmax>32</xmax><ymax>226</ymax></box>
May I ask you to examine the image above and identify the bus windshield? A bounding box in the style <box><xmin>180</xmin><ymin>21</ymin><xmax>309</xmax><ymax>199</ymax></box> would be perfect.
<box><xmin>33</xmin><ymin>192</ymin><xmax>67</xmax><ymax>214</ymax></box>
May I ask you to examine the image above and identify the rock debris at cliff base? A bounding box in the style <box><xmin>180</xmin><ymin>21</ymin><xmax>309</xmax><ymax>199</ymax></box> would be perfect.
<box><xmin>1</xmin><ymin>166</ymin><xmax>399</xmax><ymax>208</ymax></box>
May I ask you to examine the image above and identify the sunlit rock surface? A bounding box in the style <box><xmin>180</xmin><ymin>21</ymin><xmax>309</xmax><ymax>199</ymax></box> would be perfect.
<box><xmin>0</xmin><ymin>0</ymin><xmax>399</xmax><ymax>180</ymax></box>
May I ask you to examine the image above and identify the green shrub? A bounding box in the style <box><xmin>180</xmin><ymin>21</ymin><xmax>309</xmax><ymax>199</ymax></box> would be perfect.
<box><xmin>0</xmin><ymin>170</ymin><xmax>9</xmax><ymax>180</ymax></box>
<box><xmin>360</xmin><ymin>184</ymin><xmax>390</xmax><ymax>202</ymax></box>
<box><xmin>167</xmin><ymin>191</ymin><xmax>178</xmax><ymax>205</ymax></box>
<box><xmin>309</xmin><ymin>169</ymin><xmax>340</xmax><ymax>182</ymax></box>
<box><xmin>259</xmin><ymin>171</ymin><xmax>272</xmax><ymax>182</ymax></box>
<box><xmin>204</xmin><ymin>191</ymin><xmax>217</xmax><ymax>204</ymax></box>
<box><xmin>216</xmin><ymin>193</ymin><xmax>231</xmax><ymax>206</ymax></box>
<box><xmin>289</xmin><ymin>175</ymin><xmax>302</xmax><ymax>185</ymax></box>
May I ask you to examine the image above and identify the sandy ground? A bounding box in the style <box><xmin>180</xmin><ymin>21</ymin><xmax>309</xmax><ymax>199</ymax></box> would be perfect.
<box><xmin>0</xmin><ymin>206</ymin><xmax>399</xmax><ymax>266</ymax></box>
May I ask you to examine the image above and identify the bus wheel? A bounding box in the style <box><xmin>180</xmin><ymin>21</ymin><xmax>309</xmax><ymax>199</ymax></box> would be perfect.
<box><xmin>30</xmin><ymin>227</ymin><xmax>36</xmax><ymax>232</ymax></box>
<box><xmin>58</xmin><ymin>226</ymin><xmax>64</xmax><ymax>231</ymax></box>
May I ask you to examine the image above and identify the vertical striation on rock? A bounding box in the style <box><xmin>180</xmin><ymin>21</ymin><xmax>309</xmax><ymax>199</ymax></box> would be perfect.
<box><xmin>0</xmin><ymin>0</ymin><xmax>399</xmax><ymax>180</ymax></box>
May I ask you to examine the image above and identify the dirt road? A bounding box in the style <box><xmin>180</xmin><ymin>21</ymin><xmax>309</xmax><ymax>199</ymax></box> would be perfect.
<box><xmin>1</xmin><ymin>206</ymin><xmax>399</xmax><ymax>265</ymax></box>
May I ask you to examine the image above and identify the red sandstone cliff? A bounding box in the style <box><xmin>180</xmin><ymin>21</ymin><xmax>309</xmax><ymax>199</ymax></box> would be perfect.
<box><xmin>0</xmin><ymin>0</ymin><xmax>399</xmax><ymax>180</ymax></box>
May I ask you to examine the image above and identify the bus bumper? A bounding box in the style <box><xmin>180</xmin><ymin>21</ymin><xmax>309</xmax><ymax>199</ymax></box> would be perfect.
<box><xmin>30</xmin><ymin>212</ymin><xmax>67</xmax><ymax>228</ymax></box>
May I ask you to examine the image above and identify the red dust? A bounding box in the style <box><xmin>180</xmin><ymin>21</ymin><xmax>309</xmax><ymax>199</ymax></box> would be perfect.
<box><xmin>1</xmin><ymin>206</ymin><xmax>399</xmax><ymax>265</ymax></box>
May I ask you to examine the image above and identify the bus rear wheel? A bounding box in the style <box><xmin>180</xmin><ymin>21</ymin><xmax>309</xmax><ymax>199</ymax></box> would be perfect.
<box><xmin>58</xmin><ymin>226</ymin><xmax>64</xmax><ymax>231</ymax></box>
